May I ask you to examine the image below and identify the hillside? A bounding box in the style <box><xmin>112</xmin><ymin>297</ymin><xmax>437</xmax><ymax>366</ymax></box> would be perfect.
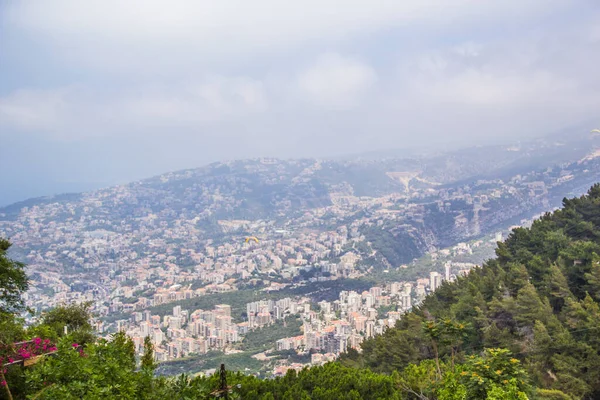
<box><xmin>338</xmin><ymin>184</ymin><xmax>600</xmax><ymax>398</ymax></box>
<box><xmin>3</xmin><ymin>133</ymin><xmax>600</xmax><ymax>325</ymax></box>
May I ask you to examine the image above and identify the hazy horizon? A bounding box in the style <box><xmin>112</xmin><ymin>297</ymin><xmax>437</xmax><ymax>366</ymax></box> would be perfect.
<box><xmin>0</xmin><ymin>126</ymin><xmax>587</xmax><ymax>207</ymax></box>
<box><xmin>1</xmin><ymin>1</ymin><xmax>599</xmax><ymax>205</ymax></box>
<box><xmin>0</xmin><ymin>133</ymin><xmax>495</xmax><ymax>207</ymax></box>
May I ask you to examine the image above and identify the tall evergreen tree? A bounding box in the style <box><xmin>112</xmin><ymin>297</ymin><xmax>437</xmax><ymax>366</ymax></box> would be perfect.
<box><xmin>0</xmin><ymin>239</ymin><xmax>28</xmax><ymax>315</ymax></box>
<box><xmin>141</xmin><ymin>335</ymin><xmax>157</xmax><ymax>371</ymax></box>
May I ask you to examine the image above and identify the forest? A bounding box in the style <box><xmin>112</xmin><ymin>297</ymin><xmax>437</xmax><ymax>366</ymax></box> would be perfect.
<box><xmin>5</xmin><ymin>185</ymin><xmax>600</xmax><ymax>398</ymax></box>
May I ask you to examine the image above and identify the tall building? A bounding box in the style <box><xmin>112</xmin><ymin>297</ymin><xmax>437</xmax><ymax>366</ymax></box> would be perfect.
<box><xmin>364</xmin><ymin>294</ymin><xmax>375</xmax><ymax>309</ymax></box>
<box><xmin>215</xmin><ymin>304</ymin><xmax>231</xmax><ymax>317</ymax></box>
<box><xmin>365</xmin><ymin>320</ymin><xmax>375</xmax><ymax>338</ymax></box>
<box><xmin>430</xmin><ymin>271</ymin><xmax>442</xmax><ymax>291</ymax></box>
<box><xmin>401</xmin><ymin>293</ymin><xmax>412</xmax><ymax>310</ymax></box>
<box><xmin>140</xmin><ymin>321</ymin><xmax>151</xmax><ymax>337</ymax></box>
<box><xmin>173</xmin><ymin>305</ymin><xmax>182</xmax><ymax>317</ymax></box>
<box><xmin>444</xmin><ymin>263</ymin><xmax>451</xmax><ymax>281</ymax></box>
<box><xmin>367</xmin><ymin>308</ymin><xmax>377</xmax><ymax>321</ymax></box>
<box><xmin>318</xmin><ymin>301</ymin><xmax>331</xmax><ymax>314</ymax></box>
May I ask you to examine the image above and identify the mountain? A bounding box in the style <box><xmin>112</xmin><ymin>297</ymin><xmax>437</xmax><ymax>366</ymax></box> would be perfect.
<box><xmin>2</xmin><ymin>131</ymin><xmax>600</xmax><ymax>318</ymax></box>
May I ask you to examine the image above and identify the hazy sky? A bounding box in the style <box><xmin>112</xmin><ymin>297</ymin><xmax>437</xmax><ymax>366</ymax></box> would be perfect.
<box><xmin>1</xmin><ymin>1</ymin><xmax>600</xmax><ymax>205</ymax></box>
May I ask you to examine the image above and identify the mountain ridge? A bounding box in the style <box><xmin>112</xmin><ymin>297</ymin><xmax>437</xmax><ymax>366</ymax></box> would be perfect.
<box><xmin>3</xmin><ymin>132</ymin><xmax>600</xmax><ymax>325</ymax></box>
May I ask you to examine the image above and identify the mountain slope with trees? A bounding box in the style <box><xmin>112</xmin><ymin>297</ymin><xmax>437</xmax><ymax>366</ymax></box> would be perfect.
<box><xmin>341</xmin><ymin>184</ymin><xmax>600</xmax><ymax>398</ymax></box>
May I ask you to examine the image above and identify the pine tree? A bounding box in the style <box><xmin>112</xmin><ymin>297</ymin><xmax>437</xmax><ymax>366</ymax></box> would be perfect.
<box><xmin>584</xmin><ymin>253</ymin><xmax>600</xmax><ymax>300</ymax></box>
<box><xmin>514</xmin><ymin>283</ymin><xmax>550</xmax><ymax>327</ymax></box>
<box><xmin>0</xmin><ymin>238</ymin><xmax>28</xmax><ymax>315</ymax></box>
<box><xmin>546</xmin><ymin>264</ymin><xmax>573</xmax><ymax>312</ymax></box>
<box><xmin>141</xmin><ymin>335</ymin><xmax>157</xmax><ymax>371</ymax></box>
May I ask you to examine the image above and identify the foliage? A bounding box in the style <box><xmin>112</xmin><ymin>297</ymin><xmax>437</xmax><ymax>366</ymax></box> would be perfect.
<box><xmin>156</xmin><ymin>350</ymin><xmax>264</xmax><ymax>377</ymax></box>
<box><xmin>241</xmin><ymin>316</ymin><xmax>302</xmax><ymax>352</ymax></box>
<box><xmin>23</xmin><ymin>342</ymin><xmax>401</xmax><ymax>399</ymax></box>
<box><xmin>0</xmin><ymin>239</ymin><xmax>28</xmax><ymax>316</ymax></box>
<box><xmin>0</xmin><ymin>338</ymin><xmax>58</xmax><ymax>397</ymax></box>
<box><xmin>26</xmin><ymin>332</ymin><xmax>149</xmax><ymax>399</ymax></box>
<box><xmin>223</xmin><ymin>362</ymin><xmax>401</xmax><ymax>400</ymax></box>
<box><xmin>39</xmin><ymin>302</ymin><xmax>96</xmax><ymax>346</ymax></box>
<box><xmin>361</xmin><ymin>225</ymin><xmax>425</xmax><ymax>267</ymax></box>
<box><xmin>396</xmin><ymin>348</ymin><xmax>530</xmax><ymax>400</ymax></box>
<box><xmin>140</xmin><ymin>336</ymin><xmax>156</xmax><ymax>371</ymax></box>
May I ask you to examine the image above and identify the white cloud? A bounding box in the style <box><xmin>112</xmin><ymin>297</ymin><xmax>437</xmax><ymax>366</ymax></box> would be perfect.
<box><xmin>296</xmin><ymin>53</ymin><xmax>377</xmax><ymax>109</ymax></box>
<box><xmin>0</xmin><ymin>87</ymin><xmax>81</xmax><ymax>137</ymax></box>
<box><xmin>3</xmin><ymin>0</ymin><xmax>574</xmax><ymax>75</ymax></box>
<box><xmin>1</xmin><ymin>0</ymin><xmax>599</xmax><ymax>151</ymax></box>
<box><xmin>0</xmin><ymin>77</ymin><xmax>269</xmax><ymax>139</ymax></box>
<box><xmin>120</xmin><ymin>77</ymin><xmax>268</xmax><ymax>126</ymax></box>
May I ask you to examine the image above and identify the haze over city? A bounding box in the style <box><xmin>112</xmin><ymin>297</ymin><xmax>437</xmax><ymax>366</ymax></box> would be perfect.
<box><xmin>1</xmin><ymin>0</ymin><xmax>600</xmax><ymax>205</ymax></box>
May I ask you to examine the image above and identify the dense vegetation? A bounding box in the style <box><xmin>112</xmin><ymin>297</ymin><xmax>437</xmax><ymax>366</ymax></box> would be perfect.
<box><xmin>240</xmin><ymin>317</ymin><xmax>303</xmax><ymax>352</ymax></box>
<box><xmin>5</xmin><ymin>185</ymin><xmax>600</xmax><ymax>398</ymax></box>
<box><xmin>361</xmin><ymin>224</ymin><xmax>426</xmax><ymax>267</ymax></box>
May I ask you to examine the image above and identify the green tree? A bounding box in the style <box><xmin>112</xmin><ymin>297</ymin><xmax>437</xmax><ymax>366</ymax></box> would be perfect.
<box><xmin>141</xmin><ymin>335</ymin><xmax>156</xmax><ymax>371</ymax></box>
<box><xmin>26</xmin><ymin>332</ymin><xmax>150</xmax><ymax>399</ymax></box>
<box><xmin>0</xmin><ymin>239</ymin><xmax>28</xmax><ymax>316</ymax></box>
<box><xmin>460</xmin><ymin>348</ymin><xmax>531</xmax><ymax>399</ymax></box>
<box><xmin>40</xmin><ymin>302</ymin><xmax>95</xmax><ymax>346</ymax></box>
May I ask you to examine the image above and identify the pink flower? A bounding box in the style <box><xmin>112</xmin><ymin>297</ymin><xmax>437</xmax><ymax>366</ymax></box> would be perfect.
<box><xmin>8</xmin><ymin>358</ymin><xmax>14</xmax><ymax>363</ymax></box>
<box><xmin>72</xmin><ymin>343</ymin><xmax>79</xmax><ymax>348</ymax></box>
<box><xmin>34</xmin><ymin>337</ymin><xmax>42</xmax><ymax>345</ymax></box>
<box><xmin>43</xmin><ymin>339</ymin><xmax>50</xmax><ymax>344</ymax></box>
<box><xmin>0</xmin><ymin>380</ymin><xmax>6</xmax><ymax>387</ymax></box>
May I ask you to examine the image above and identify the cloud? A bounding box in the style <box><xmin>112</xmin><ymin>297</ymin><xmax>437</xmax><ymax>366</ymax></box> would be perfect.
<box><xmin>0</xmin><ymin>77</ymin><xmax>269</xmax><ymax>139</ymax></box>
<box><xmin>295</xmin><ymin>53</ymin><xmax>377</xmax><ymax>109</ymax></box>
<box><xmin>0</xmin><ymin>87</ymin><xmax>85</xmax><ymax>138</ymax></box>
<box><xmin>3</xmin><ymin>0</ymin><xmax>579</xmax><ymax>76</ymax></box>
<box><xmin>385</xmin><ymin>27</ymin><xmax>600</xmax><ymax>142</ymax></box>
<box><xmin>121</xmin><ymin>77</ymin><xmax>269</xmax><ymax>126</ymax></box>
<box><xmin>1</xmin><ymin>0</ymin><xmax>599</xmax><ymax>149</ymax></box>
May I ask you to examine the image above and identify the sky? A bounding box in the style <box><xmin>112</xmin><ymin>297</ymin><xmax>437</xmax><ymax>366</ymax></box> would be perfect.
<box><xmin>1</xmin><ymin>0</ymin><xmax>600</xmax><ymax>206</ymax></box>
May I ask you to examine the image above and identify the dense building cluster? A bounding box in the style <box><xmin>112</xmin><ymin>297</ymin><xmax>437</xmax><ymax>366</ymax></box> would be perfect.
<box><xmin>109</xmin><ymin>256</ymin><xmax>477</xmax><ymax>372</ymax></box>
